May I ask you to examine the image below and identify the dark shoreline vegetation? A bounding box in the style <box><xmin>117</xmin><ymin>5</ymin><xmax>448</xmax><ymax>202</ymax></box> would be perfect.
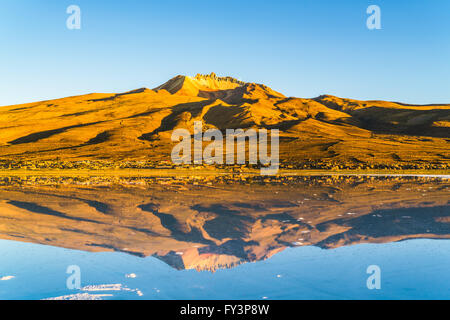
<box><xmin>0</xmin><ymin>159</ymin><xmax>448</xmax><ymax>171</ymax></box>
<box><xmin>0</xmin><ymin>173</ymin><xmax>448</xmax><ymax>188</ymax></box>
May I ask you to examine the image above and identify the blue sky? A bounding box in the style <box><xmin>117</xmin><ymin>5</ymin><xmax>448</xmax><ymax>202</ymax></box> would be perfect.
<box><xmin>0</xmin><ymin>0</ymin><xmax>449</xmax><ymax>106</ymax></box>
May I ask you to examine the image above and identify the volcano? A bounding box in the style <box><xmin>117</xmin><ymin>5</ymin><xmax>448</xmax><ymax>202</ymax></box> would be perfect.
<box><xmin>0</xmin><ymin>73</ymin><xmax>448</xmax><ymax>169</ymax></box>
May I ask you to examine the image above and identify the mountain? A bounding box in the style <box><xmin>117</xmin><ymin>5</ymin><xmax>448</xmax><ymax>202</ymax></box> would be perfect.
<box><xmin>0</xmin><ymin>176</ymin><xmax>448</xmax><ymax>272</ymax></box>
<box><xmin>155</xmin><ymin>73</ymin><xmax>285</xmax><ymax>101</ymax></box>
<box><xmin>0</xmin><ymin>73</ymin><xmax>448</xmax><ymax>169</ymax></box>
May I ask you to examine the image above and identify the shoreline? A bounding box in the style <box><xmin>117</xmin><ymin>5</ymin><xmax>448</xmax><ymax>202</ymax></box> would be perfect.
<box><xmin>0</xmin><ymin>168</ymin><xmax>448</xmax><ymax>178</ymax></box>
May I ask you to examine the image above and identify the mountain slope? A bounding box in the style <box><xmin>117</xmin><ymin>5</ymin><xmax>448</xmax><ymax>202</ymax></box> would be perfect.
<box><xmin>0</xmin><ymin>73</ymin><xmax>448</xmax><ymax>169</ymax></box>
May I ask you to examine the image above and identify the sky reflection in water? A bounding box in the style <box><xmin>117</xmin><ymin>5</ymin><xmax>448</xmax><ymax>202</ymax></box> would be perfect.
<box><xmin>0</xmin><ymin>175</ymin><xmax>449</xmax><ymax>300</ymax></box>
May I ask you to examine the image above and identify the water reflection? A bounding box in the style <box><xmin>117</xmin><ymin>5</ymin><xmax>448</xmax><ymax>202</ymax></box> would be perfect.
<box><xmin>0</xmin><ymin>175</ymin><xmax>448</xmax><ymax>272</ymax></box>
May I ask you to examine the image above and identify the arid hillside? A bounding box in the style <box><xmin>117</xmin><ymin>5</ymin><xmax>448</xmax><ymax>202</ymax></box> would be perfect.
<box><xmin>0</xmin><ymin>73</ymin><xmax>448</xmax><ymax>169</ymax></box>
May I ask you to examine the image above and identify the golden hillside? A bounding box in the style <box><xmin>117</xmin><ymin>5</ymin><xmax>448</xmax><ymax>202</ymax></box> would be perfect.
<box><xmin>0</xmin><ymin>73</ymin><xmax>448</xmax><ymax>169</ymax></box>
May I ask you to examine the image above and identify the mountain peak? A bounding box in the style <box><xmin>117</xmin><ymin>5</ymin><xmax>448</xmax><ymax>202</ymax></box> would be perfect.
<box><xmin>154</xmin><ymin>73</ymin><xmax>284</xmax><ymax>101</ymax></box>
<box><xmin>154</xmin><ymin>72</ymin><xmax>245</xmax><ymax>97</ymax></box>
<box><xmin>192</xmin><ymin>72</ymin><xmax>246</xmax><ymax>86</ymax></box>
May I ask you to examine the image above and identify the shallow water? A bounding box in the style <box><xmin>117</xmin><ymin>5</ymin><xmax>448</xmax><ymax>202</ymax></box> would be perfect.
<box><xmin>0</xmin><ymin>175</ymin><xmax>449</xmax><ymax>300</ymax></box>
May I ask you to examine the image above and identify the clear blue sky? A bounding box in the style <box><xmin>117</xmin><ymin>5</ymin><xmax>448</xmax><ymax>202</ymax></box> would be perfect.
<box><xmin>0</xmin><ymin>0</ymin><xmax>449</xmax><ymax>106</ymax></box>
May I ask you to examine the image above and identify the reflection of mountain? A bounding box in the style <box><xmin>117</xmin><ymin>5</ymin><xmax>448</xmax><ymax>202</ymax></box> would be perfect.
<box><xmin>0</xmin><ymin>176</ymin><xmax>448</xmax><ymax>271</ymax></box>
<box><xmin>0</xmin><ymin>73</ymin><xmax>449</xmax><ymax>168</ymax></box>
